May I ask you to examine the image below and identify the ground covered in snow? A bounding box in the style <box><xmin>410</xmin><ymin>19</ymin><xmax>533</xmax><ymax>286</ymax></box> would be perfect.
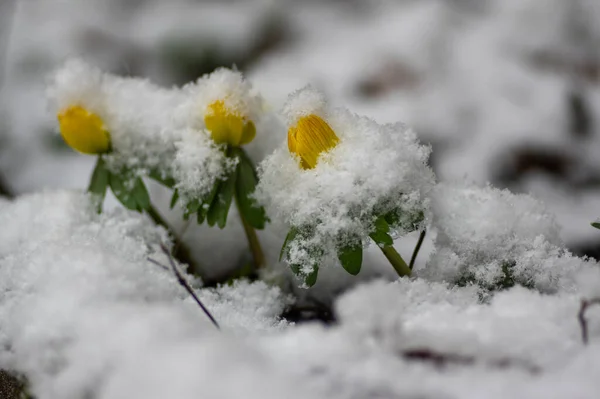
<box><xmin>1</xmin><ymin>191</ymin><xmax>600</xmax><ymax>399</ymax></box>
<box><xmin>3</xmin><ymin>1</ymin><xmax>600</xmax><ymax>398</ymax></box>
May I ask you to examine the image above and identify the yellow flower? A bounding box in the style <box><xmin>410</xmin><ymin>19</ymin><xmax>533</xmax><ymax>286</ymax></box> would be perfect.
<box><xmin>204</xmin><ymin>100</ymin><xmax>256</xmax><ymax>147</ymax></box>
<box><xmin>57</xmin><ymin>105</ymin><xmax>111</xmax><ymax>154</ymax></box>
<box><xmin>288</xmin><ymin>114</ymin><xmax>339</xmax><ymax>169</ymax></box>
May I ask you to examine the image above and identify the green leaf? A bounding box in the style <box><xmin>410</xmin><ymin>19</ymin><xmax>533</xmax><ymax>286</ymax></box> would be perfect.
<box><xmin>184</xmin><ymin>199</ymin><xmax>201</xmax><ymax>220</ymax></box>
<box><xmin>170</xmin><ymin>189</ymin><xmax>179</xmax><ymax>209</ymax></box>
<box><xmin>87</xmin><ymin>157</ymin><xmax>109</xmax><ymax>213</ymax></box>
<box><xmin>206</xmin><ymin>171</ymin><xmax>236</xmax><ymax>228</ymax></box>
<box><xmin>109</xmin><ymin>173</ymin><xmax>138</xmax><ymax>211</ymax></box>
<box><xmin>197</xmin><ymin>208</ymin><xmax>206</xmax><ymax>224</ymax></box>
<box><xmin>369</xmin><ymin>216</ymin><xmax>394</xmax><ymax>246</ymax></box>
<box><xmin>131</xmin><ymin>177</ymin><xmax>151</xmax><ymax>211</ymax></box>
<box><xmin>233</xmin><ymin>148</ymin><xmax>267</xmax><ymax>230</ymax></box>
<box><xmin>305</xmin><ymin>265</ymin><xmax>319</xmax><ymax>287</ymax></box>
<box><xmin>198</xmin><ymin>180</ymin><xmax>221</xmax><ymax>224</ymax></box>
<box><xmin>338</xmin><ymin>242</ymin><xmax>363</xmax><ymax>275</ymax></box>
<box><xmin>149</xmin><ymin>169</ymin><xmax>176</xmax><ymax>189</ymax></box>
<box><xmin>290</xmin><ymin>263</ymin><xmax>319</xmax><ymax>287</ymax></box>
<box><xmin>592</xmin><ymin>222</ymin><xmax>600</xmax><ymax>230</ymax></box>
<box><xmin>279</xmin><ymin>227</ymin><xmax>299</xmax><ymax>262</ymax></box>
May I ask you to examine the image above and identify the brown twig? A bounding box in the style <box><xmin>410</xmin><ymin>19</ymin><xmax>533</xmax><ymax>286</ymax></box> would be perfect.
<box><xmin>578</xmin><ymin>297</ymin><xmax>600</xmax><ymax>345</ymax></box>
<box><xmin>148</xmin><ymin>244</ymin><xmax>219</xmax><ymax>329</ymax></box>
<box><xmin>402</xmin><ymin>348</ymin><xmax>540</xmax><ymax>374</ymax></box>
<box><xmin>409</xmin><ymin>229</ymin><xmax>426</xmax><ymax>270</ymax></box>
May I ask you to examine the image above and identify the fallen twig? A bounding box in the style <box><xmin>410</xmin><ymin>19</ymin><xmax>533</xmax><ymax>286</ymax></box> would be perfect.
<box><xmin>402</xmin><ymin>348</ymin><xmax>540</xmax><ymax>374</ymax></box>
<box><xmin>148</xmin><ymin>244</ymin><xmax>219</xmax><ymax>329</ymax></box>
<box><xmin>578</xmin><ymin>297</ymin><xmax>600</xmax><ymax>345</ymax></box>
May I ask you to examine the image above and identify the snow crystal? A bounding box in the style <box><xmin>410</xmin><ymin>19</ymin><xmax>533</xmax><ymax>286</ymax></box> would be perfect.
<box><xmin>422</xmin><ymin>182</ymin><xmax>598</xmax><ymax>293</ymax></box>
<box><xmin>282</xmin><ymin>85</ymin><xmax>328</xmax><ymax>126</ymax></box>
<box><xmin>177</xmin><ymin>67</ymin><xmax>263</xmax><ymax>130</ymax></box>
<box><xmin>256</xmin><ymin>87</ymin><xmax>435</xmax><ymax>274</ymax></box>
<box><xmin>46</xmin><ymin>59</ymin><xmax>106</xmax><ymax>121</ymax></box>
<box><xmin>172</xmin><ymin>127</ymin><xmax>237</xmax><ymax>200</ymax></box>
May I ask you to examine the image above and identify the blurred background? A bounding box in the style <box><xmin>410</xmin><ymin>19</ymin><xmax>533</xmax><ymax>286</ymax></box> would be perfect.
<box><xmin>1</xmin><ymin>0</ymin><xmax>600</xmax><ymax>260</ymax></box>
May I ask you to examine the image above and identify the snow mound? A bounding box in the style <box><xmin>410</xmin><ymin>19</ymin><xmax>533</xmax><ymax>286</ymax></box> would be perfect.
<box><xmin>421</xmin><ymin>182</ymin><xmax>598</xmax><ymax>293</ymax></box>
<box><xmin>0</xmin><ymin>191</ymin><xmax>291</xmax><ymax>398</ymax></box>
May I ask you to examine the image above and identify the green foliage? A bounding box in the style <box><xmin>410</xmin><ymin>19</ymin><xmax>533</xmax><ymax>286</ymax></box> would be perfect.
<box><xmin>280</xmin><ymin>226</ymin><xmax>323</xmax><ymax>287</ymax></box>
<box><xmin>455</xmin><ymin>260</ymin><xmax>534</xmax><ymax>299</ymax></box>
<box><xmin>88</xmin><ymin>157</ymin><xmax>153</xmax><ymax>213</ymax></box>
<box><xmin>280</xmin><ymin>226</ymin><xmax>299</xmax><ymax>262</ymax></box>
<box><xmin>233</xmin><ymin>147</ymin><xmax>267</xmax><ymax>230</ymax></box>
<box><xmin>206</xmin><ymin>169</ymin><xmax>236</xmax><ymax>228</ymax></box>
<box><xmin>109</xmin><ymin>173</ymin><xmax>151</xmax><ymax>212</ymax></box>
<box><xmin>87</xmin><ymin>157</ymin><xmax>109</xmax><ymax>213</ymax></box>
<box><xmin>369</xmin><ymin>216</ymin><xmax>394</xmax><ymax>246</ymax></box>
<box><xmin>290</xmin><ymin>263</ymin><xmax>319</xmax><ymax>287</ymax></box>
<box><xmin>337</xmin><ymin>242</ymin><xmax>363</xmax><ymax>275</ymax></box>
<box><xmin>148</xmin><ymin>169</ymin><xmax>176</xmax><ymax>189</ymax></box>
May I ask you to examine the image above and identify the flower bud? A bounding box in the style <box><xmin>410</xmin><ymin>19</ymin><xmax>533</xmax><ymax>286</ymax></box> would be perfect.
<box><xmin>57</xmin><ymin>105</ymin><xmax>111</xmax><ymax>154</ymax></box>
<box><xmin>204</xmin><ymin>100</ymin><xmax>256</xmax><ymax>147</ymax></box>
<box><xmin>287</xmin><ymin>114</ymin><xmax>339</xmax><ymax>169</ymax></box>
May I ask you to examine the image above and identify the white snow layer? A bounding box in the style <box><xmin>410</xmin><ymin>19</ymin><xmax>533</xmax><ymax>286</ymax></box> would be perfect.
<box><xmin>421</xmin><ymin>182</ymin><xmax>599</xmax><ymax>293</ymax></box>
<box><xmin>0</xmin><ymin>191</ymin><xmax>291</xmax><ymax>398</ymax></box>
<box><xmin>2</xmin><ymin>191</ymin><xmax>600</xmax><ymax>398</ymax></box>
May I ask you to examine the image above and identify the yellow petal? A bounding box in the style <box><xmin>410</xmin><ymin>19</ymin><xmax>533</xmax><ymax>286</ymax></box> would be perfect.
<box><xmin>288</xmin><ymin>114</ymin><xmax>339</xmax><ymax>169</ymax></box>
<box><xmin>239</xmin><ymin>120</ymin><xmax>256</xmax><ymax>146</ymax></box>
<box><xmin>204</xmin><ymin>100</ymin><xmax>255</xmax><ymax>147</ymax></box>
<box><xmin>57</xmin><ymin>105</ymin><xmax>111</xmax><ymax>154</ymax></box>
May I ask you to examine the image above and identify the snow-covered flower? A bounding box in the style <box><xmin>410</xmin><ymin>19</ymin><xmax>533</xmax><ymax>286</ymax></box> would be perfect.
<box><xmin>170</xmin><ymin>68</ymin><xmax>268</xmax><ymax>269</ymax></box>
<box><xmin>256</xmin><ymin>87</ymin><xmax>435</xmax><ymax>285</ymax></box>
<box><xmin>48</xmin><ymin>59</ymin><xmax>184</xmax><ymax>175</ymax></box>
<box><xmin>47</xmin><ymin>60</ymin><xmax>186</xmax><ymax>213</ymax></box>
<box><xmin>173</xmin><ymin>68</ymin><xmax>264</xmax><ymax>200</ymax></box>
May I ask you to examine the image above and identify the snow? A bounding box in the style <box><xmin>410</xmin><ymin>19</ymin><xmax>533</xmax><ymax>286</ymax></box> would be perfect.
<box><xmin>1</xmin><ymin>191</ymin><xmax>600</xmax><ymax>397</ymax></box>
<box><xmin>3</xmin><ymin>0</ymin><xmax>600</xmax><ymax>397</ymax></box>
<box><xmin>0</xmin><ymin>191</ymin><xmax>292</xmax><ymax>398</ymax></box>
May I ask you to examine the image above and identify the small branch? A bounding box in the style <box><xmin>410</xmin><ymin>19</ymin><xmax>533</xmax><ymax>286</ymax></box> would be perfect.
<box><xmin>145</xmin><ymin>204</ymin><xmax>197</xmax><ymax>272</ymax></box>
<box><xmin>148</xmin><ymin>244</ymin><xmax>219</xmax><ymax>329</ymax></box>
<box><xmin>409</xmin><ymin>229</ymin><xmax>426</xmax><ymax>270</ymax></box>
<box><xmin>578</xmin><ymin>297</ymin><xmax>600</xmax><ymax>345</ymax></box>
<box><xmin>402</xmin><ymin>348</ymin><xmax>539</xmax><ymax>374</ymax></box>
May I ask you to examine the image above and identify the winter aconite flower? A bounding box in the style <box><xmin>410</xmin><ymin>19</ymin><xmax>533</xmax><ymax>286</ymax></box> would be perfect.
<box><xmin>288</xmin><ymin>114</ymin><xmax>339</xmax><ymax>169</ymax></box>
<box><xmin>57</xmin><ymin>105</ymin><xmax>111</xmax><ymax>154</ymax></box>
<box><xmin>204</xmin><ymin>100</ymin><xmax>256</xmax><ymax>147</ymax></box>
<box><xmin>172</xmin><ymin>68</ymin><xmax>268</xmax><ymax>269</ymax></box>
<box><xmin>256</xmin><ymin>87</ymin><xmax>435</xmax><ymax>286</ymax></box>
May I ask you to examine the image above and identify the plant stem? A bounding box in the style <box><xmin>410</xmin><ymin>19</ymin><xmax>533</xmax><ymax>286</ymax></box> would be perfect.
<box><xmin>378</xmin><ymin>244</ymin><xmax>411</xmax><ymax>277</ymax></box>
<box><xmin>235</xmin><ymin>197</ymin><xmax>266</xmax><ymax>269</ymax></box>
<box><xmin>145</xmin><ymin>204</ymin><xmax>195</xmax><ymax>269</ymax></box>
<box><xmin>409</xmin><ymin>229</ymin><xmax>426</xmax><ymax>270</ymax></box>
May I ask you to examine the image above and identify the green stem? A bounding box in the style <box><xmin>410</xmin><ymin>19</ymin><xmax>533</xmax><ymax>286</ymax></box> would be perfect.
<box><xmin>235</xmin><ymin>197</ymin><xmax>266</xmax><ymax>269</ymax></box>
<box><xmin>145</xmin><ymin>204</ymin><xmax>195</xmax><ymax>269</ymax></box>
<box><xmin>379</xmin><ymin>244</ymin><xmax>411</xmax><ymax>277</ymax></box>
<box><xmin>409</xmin><ymin>229</ymin><xmax>426</xmax><ymax>270</ymax></box>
